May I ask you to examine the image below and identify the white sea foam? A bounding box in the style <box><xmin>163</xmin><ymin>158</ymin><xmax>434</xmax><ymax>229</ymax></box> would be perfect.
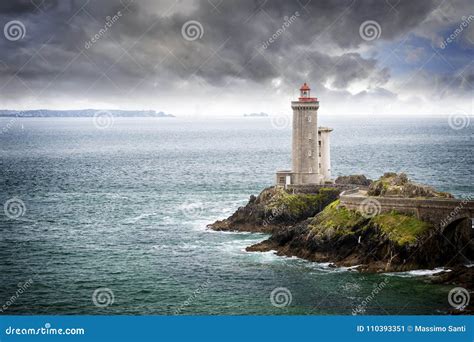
<box><xmin>246</xmin><ymin>250</ymin><xmax>282</xmax><ymax>263</ymax></box>
<box><xmin>122</xmin><ymin>212</ymin><xmax>157</xmax><ymax>224</ymax></box>
<box><xmin>340</xmin><ymin>264</ymin><xmax>364</xmax><ymax>271</ymax></box>
<box><xmin>313</xmin><ymin>263</ymin><xmax>352</xmax><ymax>273</ymax></box>
<box><xmin>203</xmin><ymin>228</ymin><xmax>265</xmax><ymax>236</ymax></box>
<box><xmin>384</xmin><ymin>267</ymin><xmax>449</xmax><ymax>277</ymax></box>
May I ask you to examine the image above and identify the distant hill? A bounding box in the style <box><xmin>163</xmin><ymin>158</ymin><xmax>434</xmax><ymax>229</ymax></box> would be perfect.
<box><xmin>243</xmin><ymin>112</ymin><xmax>269</xmax><ymax>117</ymax></box>
<box><xmin>0</xmin><ymin>109</ymin><xmax>174</xmax><ymax>118</ymax></box>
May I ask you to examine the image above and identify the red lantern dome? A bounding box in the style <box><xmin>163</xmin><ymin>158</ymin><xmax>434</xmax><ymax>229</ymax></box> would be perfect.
<box><xmin>298</xmin><ymin>83</ymin><xmax>317</xmax><ymax>102</ymax></box>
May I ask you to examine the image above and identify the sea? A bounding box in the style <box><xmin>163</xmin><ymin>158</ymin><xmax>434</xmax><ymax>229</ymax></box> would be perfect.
<box><xmin>0</xmin><ymin>115</ymin><xmax>472</xmax><ymax>315</ymax></box>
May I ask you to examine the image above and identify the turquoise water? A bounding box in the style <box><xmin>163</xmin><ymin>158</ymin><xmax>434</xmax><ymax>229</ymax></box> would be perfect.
<box><xmin>0</xmin><ymin>116</ymin><xmax>472</xmax><ymax>315</ymax></box>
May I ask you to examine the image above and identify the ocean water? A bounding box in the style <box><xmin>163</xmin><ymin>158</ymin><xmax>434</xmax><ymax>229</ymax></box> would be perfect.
<box><xmin>0</xmin><ymin>116</ymin><xmax>472</xmax><ymax>315</ymax></box>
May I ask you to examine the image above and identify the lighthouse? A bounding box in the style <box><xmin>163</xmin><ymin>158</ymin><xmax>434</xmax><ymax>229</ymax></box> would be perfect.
<box><xmin>276</xmin><ymin>83</ymin><xmax>333</xmax><ymax>186</ymax></box>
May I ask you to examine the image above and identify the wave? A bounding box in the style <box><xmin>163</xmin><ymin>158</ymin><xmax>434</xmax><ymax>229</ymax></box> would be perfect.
<box><xmin>383</xmin><ymin>267</ymin><xmax>449</xmax><ymax>277</ymax></box>
<box><xmin>122</xmin><ymin>212</ymin><xmax>157</xmax><ymax>224</ymax></box>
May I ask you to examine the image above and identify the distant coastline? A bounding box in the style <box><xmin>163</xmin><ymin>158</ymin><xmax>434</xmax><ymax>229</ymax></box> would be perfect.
<box><xmin>0</xmin><ymin>109</ymin><xmax>175</xmax><ymax>118</ymax></box>
<box><xmin>243</xmin><ymin>112</ymin><xmax>269</xmax><ymax>117</ymax></box>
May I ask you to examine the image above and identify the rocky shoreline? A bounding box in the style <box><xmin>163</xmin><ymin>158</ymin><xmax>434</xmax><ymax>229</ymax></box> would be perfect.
<box><xmin>207</xmin><ymin>173</ymin><xmax>473</xmax><ymax>304</ymax></box>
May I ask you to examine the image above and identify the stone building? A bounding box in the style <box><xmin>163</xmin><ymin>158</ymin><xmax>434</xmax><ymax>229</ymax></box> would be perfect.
<box><xmin>276</xmin><ymin>83</ymin><xmax>333</xmax><ymax>186</ymax></box>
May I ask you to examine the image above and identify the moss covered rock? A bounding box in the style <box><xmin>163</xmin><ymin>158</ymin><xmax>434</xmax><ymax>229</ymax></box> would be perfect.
<box><xmin>371</xmin><ymin>211</ymin><xmax>431</xmax><ymax>245</ymax></box>
<box><xmin>307</xmin><ymin>199</ymin><xmax>431</xmax><ymax>247</ymax></box>
<box><xmin>335</xmin><ymin>175</ymin><xmax>372</xmax><ymax>186</ymax></box>
<box><xmin>207</xmin><ymin>186</ymin><xmax>340</xmax><ymax>233</ymax></box>
<box><xmin>368</xmin><ymin>172</ymin><xmax>454</xmax><ymax>198</ymax></box>
<box><xmin>247</xmin><ymin>198</ymin><xmax>470</xmax><ymax>272</ymax></box>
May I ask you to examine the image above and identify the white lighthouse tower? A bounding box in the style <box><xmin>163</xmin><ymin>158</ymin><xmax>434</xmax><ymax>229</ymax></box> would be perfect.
<box><xmin>276</xmin><ymin>83</ymin><xmax>333</xmax><ymax>186</ymax></box>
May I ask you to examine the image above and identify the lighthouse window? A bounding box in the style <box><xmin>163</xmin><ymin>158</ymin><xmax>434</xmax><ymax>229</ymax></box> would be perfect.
<box><xmin>307</xmin><ymin>116</ymin><xmax>311</xmax><ymax>122</ymax></box>
<box><xmin>308</xmin><ymin>150</ymin><xmax>312</xmax><ymax>157</ymax></box>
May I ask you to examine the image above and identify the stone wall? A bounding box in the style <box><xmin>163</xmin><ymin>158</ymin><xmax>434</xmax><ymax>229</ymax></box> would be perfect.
<box><xmin>285</xmin><ymin>183</ymin><xmax>362</xmax><ymax>194</ymax></box>
<box><xmin>340</xmin><ymin>191</ymin><xmax>474</xmax><ymax>229</ymax></box>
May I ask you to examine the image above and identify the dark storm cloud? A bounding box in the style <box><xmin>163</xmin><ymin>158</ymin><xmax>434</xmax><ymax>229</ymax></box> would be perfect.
<box><xmin>0</xmin><ymin>0</ymin><xmax>38</xmax><ymax>14</ymax></box>
<box><xmin>0</xmin><ymin>0</ymin><xmax>470</xmax><ymax>104</ymax></box>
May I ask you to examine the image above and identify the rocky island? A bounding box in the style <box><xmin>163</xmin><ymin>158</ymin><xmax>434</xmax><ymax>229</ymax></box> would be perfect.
<box><xmin>243</xmin><ymin>112</ymin><xmax>269</xmax><ymax>117</ymax></box>
<box><xmin>209</xmin><ymin>85</ymin><xmax>473</xmax><ymax>312</ymax></box>
<box><xmin>208</xmin><ymin>173</ymin><xmax>474</xmax><ymax>301</ymax></box>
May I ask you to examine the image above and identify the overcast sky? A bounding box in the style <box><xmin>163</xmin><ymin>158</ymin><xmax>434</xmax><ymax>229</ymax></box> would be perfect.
<box><xmin>0</xmin><ymin>0</ymin><xmax>472</xmax><ymax>116</ymax></box>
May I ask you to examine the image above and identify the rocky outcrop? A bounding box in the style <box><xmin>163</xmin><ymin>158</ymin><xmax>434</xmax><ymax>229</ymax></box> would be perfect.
<box><xmin>427</xmin><ymin>267</ymin><xmax>474</xmax><ymax>313</ymax></box>
<box><xmin>208</xmin><ymin>186</ymin><xmax>340</xmax><ymax>233</ymax></box>
<box><xmin>428</xmin><ymin>266</ymin><xmax>474</xmax><ymax>290</ymax></box>
<box><xmin>208</xmin><ymin>173</ymin><xmax>472</xmax><ymax>287</ymax></box>
<box><xmin>246</xmin><ymin>199</ymin><xmax>471</xmax><ymax>273</ymax></box>
<box><xmin>368</xmin><ymin>172</ymin><xmax>454</xmax><ymax>198</ymax></box>
<box><xmin>335</xmin><ymin>174</ymin><xmax>372</xmax><ymax>187</ymax></box>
